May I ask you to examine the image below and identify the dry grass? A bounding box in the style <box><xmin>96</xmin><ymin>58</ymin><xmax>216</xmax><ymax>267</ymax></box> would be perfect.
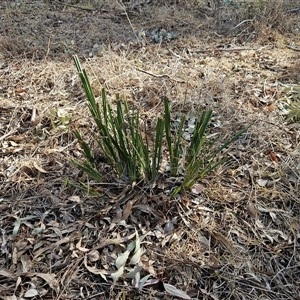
<box><xmin>1</xmin><ymin>0</ymin><xmax>300</xmax><ymax>299</ymax></box>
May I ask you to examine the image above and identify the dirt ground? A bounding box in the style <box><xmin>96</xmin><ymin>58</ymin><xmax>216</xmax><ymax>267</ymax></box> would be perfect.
<box><xmin>1</xmin><ymin>1</ymin><xmax>300</xmax><ymax>299</ymax></box>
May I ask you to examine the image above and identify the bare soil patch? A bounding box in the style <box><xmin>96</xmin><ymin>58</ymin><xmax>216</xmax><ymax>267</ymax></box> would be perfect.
<box><xmin>1</xmin><ymin>1</ymin><xmax>300</xmax><ymax>299</ymax></box>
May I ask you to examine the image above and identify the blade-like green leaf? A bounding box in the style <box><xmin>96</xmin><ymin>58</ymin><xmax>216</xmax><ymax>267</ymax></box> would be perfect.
<box><xmin>207</xmin><ymin>125</ymin><xmax>251</xmax><ymax>161</ymax></box>
<box><xmin>186</xmin><ymin>110</ymin><xmax>212</xmax><ymax>164</ymax></box>
<box><xmin>71</xmin><ymin>159</ymin><xmax>102</xmax><ymax>183</ymax></box>
<box><xmin>74</xmin><ymin>130</ymin><xmax>95</xmax><ymax>165</ymax></box>
<box><xmin>151</xmin><ymin>117</ymin><xmax>164</xmax><ymax>179</ymax></box>
<box><xmin>66</xmin><ymin>179</ymin><xmax>102</xmax><ymax>196</ymax></box>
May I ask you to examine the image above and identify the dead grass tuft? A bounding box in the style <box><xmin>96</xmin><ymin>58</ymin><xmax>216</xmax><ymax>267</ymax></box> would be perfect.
<box><xmin>212</xmin><ymin>0</ymin><xmax>300</xmax><ymax>42</ymax></box>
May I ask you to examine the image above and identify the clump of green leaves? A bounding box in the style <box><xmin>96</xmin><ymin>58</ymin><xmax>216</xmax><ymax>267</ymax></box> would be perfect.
<box><xmin>71</xmin><ymin>55</ymin><xmax>249</xmax><ymax>196</ymax></box>
<box><xmin>164</xmin><ymin>100</ymin><xmax>248</xmax><ymax>196</ymax></box>
<box><xmin>72</xmin><ymin>55</ymin><xmax>164</xmax><ymax>184</ymax></box>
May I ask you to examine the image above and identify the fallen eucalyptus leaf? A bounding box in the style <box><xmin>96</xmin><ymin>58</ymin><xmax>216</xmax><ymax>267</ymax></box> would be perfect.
<box><xmin>24</xmin><ymin>288</ymin><xmax>39</xmax><ymax>298</ymax></box>
<box><xmin>129</xmin><ymin>247</ymin><xmax>144</xmax><ymax>265</ymax></box>
<box><xmin>116</xmin><ymin>250</ymin><xmax>130</xmax><ymax>269</ymax></box>
<box><xmin>0</xmin><ymin>268</ymin><xmax>16</xmax><ymax>279</ymax></box>
<box><xmin>163</xmin><ymin>283</ymin><xmax>191</xmax><ymax>299</ymax></box>
<box><xmin>87</xmin><ymin>249</ymin><xmax>100</xmax><ymax>262</ymax></box>
<box><xmin>247</xmin><ymin>202</ymin><xmax>258</xmax><ymax>218</ymax></box>
<box><xmin>3</xmin><ymin>296</ymin><xmax>17</xmax><ymax>300</ymax></box>
<box><xmin>35</xmin><ymin>273</ymin><xmax>57</xmax><ymax>291</ymax></box>
<box><xmin>12</xmin><ymin>216</ymin><xmax>37</xmax><ymax>239</ymax></box>
<box><xmin>256</xmin><ymin>179</ymin><xmax>268</xmax><ymax>187</ymax></box>
<box><xmin>125</xmin><ymin>266</ymin><xmax>142</xmax><ymax>279</ymax></box>
<box><xmin>137</xmin><ymin>274</ymin><xmax>152</xmax><ymax>290</ymax></box>
<box><xmin>111</xmin><ymin>266</ymin><xmax>124</xmax><ymax>283</ymax></box>
<box><xmin>141</xmin><ymin>278</ymin><xmax>160</xmax><ymax>287</ymax></box>
<box><xmin>32</xmin><ymin>227</ymin><xmax>43</xmax><ymax>235</ymax></box>
<box><xmin>83</xmin><ymin>256</ymin><xmax>107</xmax><ymax>281</ymax></box>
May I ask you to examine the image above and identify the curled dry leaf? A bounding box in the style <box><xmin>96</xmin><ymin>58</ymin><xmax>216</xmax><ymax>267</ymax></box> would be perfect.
<box><xmin>255</xmin><ymin>219</ymin><xmax>265</xmax><ymax>229</ymax></box>
<box><xmin>213</xmin><ymin>231</ymin><xmax>235</xmax><ymax>253</ymax></box>
<box><xmin>83</xmin><ymin>255</ymin><xmax>107</xmax><ymax>281</ymax></box>
<box><xmin>256</xmin><ymin>178</ymin><xmax>268</xmax><ymax>187</ymax></box>
<box><xmin>270</xmin><ymin>152</ymin><xmax>278</xmax><ymax>163</ymax></box>
<box><xmin>76</xmin><ymin>238</ymin><xmax>90</xmax><ymax>252</ymax></box>
<box><xmin>109</xmin><ymin>232</ymin><xmax>137</xmax><ymax>246</ymax></box>
<box><xmin>68</xmin><ymin>195</ymin><xmax>81</xmax><ymax>203</ymax></box>
<box><xmin>33</xmin><ymin>162</ymin><xmax>47</xmax><ymax>173</ymax></box>
<box><xmin>36</xmin><ymin>273</ymin><xmax>58</xmax><ymax>292</ymax></box>
<box><xmin>140</xmin><ymin>258</ymin><xmax>156</xmax><ymax>276</ymax></box>
<box><xmin>267</xmin><ymin>103</ymin><xmax>276</xmax><ymax>112</ymax></box>
<box><xmin>247</xmin><ymin>202</ymin><xmax>258</xmax><ymax>218</ymax></box>
<box><xmin>161</xmin><ymin>232</ymin><xmax>179</xmax><ymax>248</ymax></box>
<box><xmin>122</xmin><ymin>200</ymin><xmax>133</xmax><ymax>221</ymax></box>
<box><xmin>87</xmin><ymin>249</ymin><xmax>100</xmax><ymax>262</ymax></box>
<box><xmin>15</xmin><ymin>88</ymin><xmax>26</xmax><ymax>93</ymax></box>
<box><xmin>191</xmin><ymin>183</ymin><xmax>203</xmax><ymax>195</ymax></box>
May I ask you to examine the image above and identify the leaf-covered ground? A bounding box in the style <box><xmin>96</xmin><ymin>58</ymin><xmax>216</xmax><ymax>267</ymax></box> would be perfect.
<box><xmin>1</xmin><ymin>1</ymin><xmax>300</xmax><ymax>299</ymax></box>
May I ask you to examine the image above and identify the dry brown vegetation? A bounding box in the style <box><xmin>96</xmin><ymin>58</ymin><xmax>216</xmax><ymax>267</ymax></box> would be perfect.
<box><xmin>1</xmin><ymin>0</ymin><xmax>300</xmax><ymax>299</ymax></box>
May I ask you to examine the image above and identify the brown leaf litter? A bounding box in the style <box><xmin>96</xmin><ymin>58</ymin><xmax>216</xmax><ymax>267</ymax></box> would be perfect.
<box><xmin>1</xmin><ymin>0</ymin><xmax>300</xmax><ymax>299</ymax></box>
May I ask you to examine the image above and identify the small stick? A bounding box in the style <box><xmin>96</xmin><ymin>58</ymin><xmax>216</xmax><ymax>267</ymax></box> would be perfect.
<box><xmin>288</xmin><ymin>8</ymin><xmax>300</xmax><ymax>13</ymax></box>
<box><xmin>136</xmin><ymin>67</ymin><xmax>186</xmax><ymax>83</ymax></box>
<box><xmin>51</xmin><ymin>0</ymin><xmax>94</xmax><ymax>11</ymax></box>
<box><xmin>44</xmin><ymin>37</ymin><xmax>51</xmax><ymax>61</ymax></box>
<box><xmin>0</xmin><ymin>129</ymin><xmax>15</xmax><ymax>141</ymax></box>
<box><xmin>192</xmin><ymin>45</ymin><xmax>271</xmax><ymax>53</ymax></box>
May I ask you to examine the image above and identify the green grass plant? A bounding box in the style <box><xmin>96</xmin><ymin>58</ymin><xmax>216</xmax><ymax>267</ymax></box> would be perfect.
<box><xmin>164</xmin><ymin>101</ymin><xmax>249</xmax><ymax>196</ymax></box>
<box><xmin>71</xmin><ymin>55</ymin><xmax>249</xmax><ymax>196</ymax></box>
<box><xmin>72</xmin><ymin>55</ymin><xmax>164</xmax><ymax>184</ymax></box>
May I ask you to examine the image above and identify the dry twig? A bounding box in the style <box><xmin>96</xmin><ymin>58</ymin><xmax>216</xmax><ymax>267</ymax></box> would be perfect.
<box><xmin>136</xmin><ymin>67</ymin><xmax>186</xmax><ymax>83</ymax></box>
